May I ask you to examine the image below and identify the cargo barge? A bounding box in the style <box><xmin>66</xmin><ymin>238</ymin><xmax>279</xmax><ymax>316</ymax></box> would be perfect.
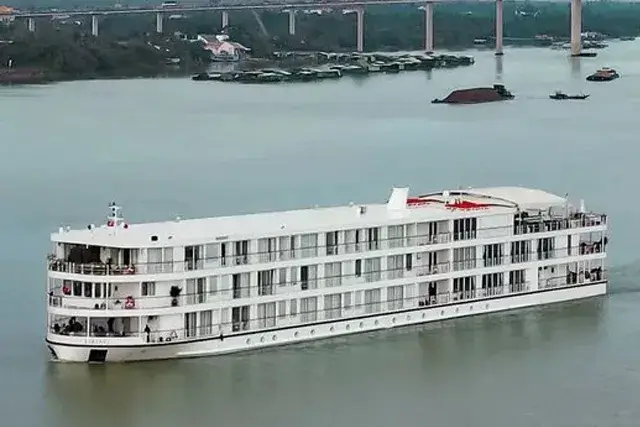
<box><xmin>432</xmin><ymin>84</ymin><xmax>514</xmax><ymax>104</ymax></box>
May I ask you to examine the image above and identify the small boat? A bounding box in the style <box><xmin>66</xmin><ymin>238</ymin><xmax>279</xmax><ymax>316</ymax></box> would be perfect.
<box><xmin>586</xmin><ymin>67</ymin><xmax>620</xmax><ymax>82</ymax></box>
<box><xmin>549</xmin><ymin>91</ymin><xmax>590</xmax><ymax>100</ymax></box>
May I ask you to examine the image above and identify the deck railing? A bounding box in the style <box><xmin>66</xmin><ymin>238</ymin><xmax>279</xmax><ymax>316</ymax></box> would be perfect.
<box><xmin>47</xmin><ymin>274</ymin><xmax>605</xmax><ymax>344</ymax></box>
<box><xmin>48</xmin><ymin>211</ymin><xmax>606</xmax><ymax>277</ymax></box>
<box><xmin>47</xmin><ymin>248</ymin><xmax>607</xmax><ymax>312</ymax></box>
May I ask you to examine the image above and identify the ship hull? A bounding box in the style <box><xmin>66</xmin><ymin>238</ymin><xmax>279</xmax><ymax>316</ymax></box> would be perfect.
<box><xmin>46</xmin><ymin>280</ymin><xmax>606</xmax><ymax>363</ymax></box>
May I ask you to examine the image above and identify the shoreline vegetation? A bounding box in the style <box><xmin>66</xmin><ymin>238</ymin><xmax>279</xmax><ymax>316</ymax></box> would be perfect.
<box><xmin>1</xmin><ymin>2</ymin><xmax>640</xmax><ymax>84</ymax></box>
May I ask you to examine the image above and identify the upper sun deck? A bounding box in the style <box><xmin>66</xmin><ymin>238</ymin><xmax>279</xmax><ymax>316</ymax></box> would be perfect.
<box><xmin>50</xmin><ymin>187</ymin><xmax>592</xmax><ymax>248</ymax></box>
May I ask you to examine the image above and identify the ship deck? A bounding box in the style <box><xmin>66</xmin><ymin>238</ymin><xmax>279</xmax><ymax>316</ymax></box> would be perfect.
<box><xmin>50</xmin><ymin>186</ymin><xmax>570</xmax><ymax>247</ymax></box>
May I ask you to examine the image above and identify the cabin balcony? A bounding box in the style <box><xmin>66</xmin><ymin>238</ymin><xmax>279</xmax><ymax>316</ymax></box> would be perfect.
<box><xmin>49</xmin><ymin>243</ymin><xmax>140</xmax><ymax>276</ymax></box>
<box><xmin>48</xmin><ymin>279</ymin><xmax>181</xmax><ymax>311</ymax></box>
<box><xmin>47</xmin><ymin>315</ymin><xmax>144</xmax><ymax>346</ymax></box>
<box><xmin>514</xmin><ymin>211</ymin><xmax>606</xmax><ymax>236</ymax></box>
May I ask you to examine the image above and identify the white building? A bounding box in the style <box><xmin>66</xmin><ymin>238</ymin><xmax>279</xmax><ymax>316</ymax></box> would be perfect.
<box><xmin>196</xmin><ymin>34</ymin><xmax>250</xmax><ymax>62</ymax></box>
<box><xmin>46</xmin><ymin>186</ymin><xmax>607</xmax><ymax>363</ymax></box>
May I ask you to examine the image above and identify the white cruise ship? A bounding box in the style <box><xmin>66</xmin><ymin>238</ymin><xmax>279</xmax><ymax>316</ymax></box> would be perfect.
<box><xmin>46</xmin><ymin>187</ymin><xmax>608</xmax><ymax>363</ymax></box>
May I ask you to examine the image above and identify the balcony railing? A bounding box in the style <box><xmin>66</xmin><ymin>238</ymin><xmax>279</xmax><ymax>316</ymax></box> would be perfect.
<box><xmin>46</xmin><ymin>274</ymin><xmax>605</xmax><ymax>346</ymax></box>
<box><xmin>49</xmin><ymin>260</ymin><xmax>136</xmax><ymax>276</ymax></box>
<box><xmin>48</xmin><ymin>213</ymin><xmax>607</xmax><ymax>277</ymax></box>
<box><xmin>514</xmin><ymin>212</ymin><xmax>607</xmax><ymax>236</ymax></box>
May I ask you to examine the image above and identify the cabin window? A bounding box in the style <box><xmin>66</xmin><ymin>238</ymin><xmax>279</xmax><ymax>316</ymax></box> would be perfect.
<box><xmin>300</xmin><ymin>234</ymin><xmax>318</xmax><ymax>258</ymax></box>
<box><xmin>343</xmin><ymin>292</ymin><xmax>352</xmax><ymax>309</ymax></box>
<box><xmin>278</xmin><ymin>301</ymin><xmax>287</xmax><ymax>319</ymax></box>
<box><xmin>232</xmin><ymin>306</ymin><xmax>250</xmax><ymax>331</ymax></box>
<box><xmin>453</xmin><ymin>218</ymin><xmax>477</xmax><ymax>241</ymax></box>
<box><xmin>142</xmin><ymin>281</ymin><xmax>156</xmax><ymax>296</ymax></box>
<box><xmin>363</xmin><ymin>257</ymin><xmax>381</xmax><ymax>283</ymax></box>
<box><xmin>537</xmin><ymin>237</ymin><xmax>555</xmax><ymax>260</ymax></box>
<box><xmin>257</xmin><ymin>302</ymin><xmax>276</xmax><ymax>328</ymax></box>
<box><xmin>325</xmin><ymin>231</ymin><xmax>339</xmax><ymax>255</ymax></box>
<box><xmin>481</xmin><ymin>273</ymin><xmax>504</xmax><ymax>296</ymax></box>
<box><xmin>355</xmin><ymin>259</ymin><xmax>362</xmax><ymax>277</ymax></box>
<box><xmin>235</xmin><ymin>240</ymin><xmax>249</xmax><ymax>265</ymax></box>
<box><xmin>232</xmin><ymin>273</ymin><xmax>250</xmax><ymax>299</ymax></box>
<box><xmin>324</xmin><ymin>293</ymin><xmax>342</xmax><ymax>319</ymax></box>
<box><xmin>184</xmin><ymin>245</ymin><xmax>202</xmax><ymax>270</ymax></box>
<box><xmin>453</xmin><ymin>276</ymin><xmax>476</xmax><ymax>300</ymax></box>
<box><xmin>199</xmin><ymin>310</ymin><xmax>213</xmax><ymax>336</ymax></box>
<box><xmin>364</xmin><ymin>288</ymin><xmax>381</xmax><ymax>313</ymax></box>
<box><xmin>405</xmin><ymin>254</ymin><xmax>413</xmax><ymax>271</ymax></box>
<box><xmin>509</xmin><ymin>270</ymin><xmax>526</xmax><ymax>292</ymax></box>
<box><xmin>387</xmin><ymin>225</ymin><xmax>404</xmax><ymax>248</ymax></box>
<box><xmin>184</xmin><ymin>312</ymin><xmax>197</xmax><ymax>338</ymax></box>
<box><xmin>300</xmin><ymin>296</ymin><xmax>318</xmax><ymax>323</ymax></box>
<box><xmin>324</xmin><ymin>262</ymin><xmax>342</xmax><ymax>287</ymax></box>
<box><xmin>73</xmin><ymin>281</ymin><xmax>82</xmax><ymax>297</ymax></box>
<box><xmin>453</xmin><ymin>247</ymin><xmax>474</xmax><ymax>271</ymax></box>
<box><xmin>511</xmin><ymin>240</ymin><xmax>531</xmax><ymax>263</ymax></box>
<box><xmin>387</xmin><ymin>255</ymin><xmax>404</xmax><ymax>280</ymax></box>
<box><xmin>290</xmin><ymin>299</ymin><xmax>298</xmax><ymax>316</ymax></box>
<box><xmin>387</xmin><ymin>285</ymin><xmax>404</xmax><ymax>310</ymax></box>
<box><xmin>258</xmin><ymin>238</ymin><xmax>276</xmax><ymax>263</ymax></box>
<box><xmin>367</xmin><ymin>227</ymin><xmax>380</xmax><ymax>250</ymax></box>
<box><xmin>483</xmin><ymin>244</ymin><xmax>503</xmax><ymax>267</ymax></box>
<box><xmin>258</xmin><ymin>269</ymin><xmax>275</xmax><ymax>296</ymax></box>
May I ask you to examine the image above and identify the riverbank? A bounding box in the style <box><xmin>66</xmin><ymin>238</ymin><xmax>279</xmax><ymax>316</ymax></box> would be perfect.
<box><xmin>2</xmin><ymin>2</ymin><xmax>640</xmax><ymax>84</ymax></box>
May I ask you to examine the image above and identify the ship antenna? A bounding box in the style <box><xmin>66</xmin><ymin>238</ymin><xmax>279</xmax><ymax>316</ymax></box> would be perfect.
<box><xmin>107</xmin><ymin>202</ymin><xmax>124</xmax><ymax>233</ymax></box>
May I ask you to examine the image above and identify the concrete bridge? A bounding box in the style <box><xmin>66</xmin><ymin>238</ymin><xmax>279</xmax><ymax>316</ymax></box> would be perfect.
<box><xmin>11</xmin><ymin>0</ymin><xmax>588</xmax><ymax>56</ymax></box>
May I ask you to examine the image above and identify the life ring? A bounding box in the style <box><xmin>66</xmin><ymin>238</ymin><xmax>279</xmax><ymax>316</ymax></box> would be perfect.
<box><xmin>124</xmin><ymin>296</ymin><xmax>135</xmax><ymax>309</ymax></box>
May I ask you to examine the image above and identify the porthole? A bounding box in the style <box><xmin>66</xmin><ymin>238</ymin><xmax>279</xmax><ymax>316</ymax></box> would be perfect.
<box><xmin>423</xmin><ymin>313</ymin><xmax>427</xmax><ymax>318</ymax></box>
<box><xmin>310</xmin><ymin>329</ymin><xmax>315</xmax><ymax>335</ymax></box>
<box><xmin>407</xmin><ymin>315</ymin><xmax>411</xmax><ymax>321</ymax></box>
<box><xmin>246</xmin><ymin>339</ymin><xmax>251</xmax><ymax>345</ymax></box>
<box><xmin>294</xmin><ymin>331</ymin><xmax>299</xmax><ymax>338</ymax></box>
<box><xmin>330</xmin><ymin>326</ymin><xmax>335</xmax><ymax>332</ymax></box>
<box><xmin>392</xmin><ymin>317</ymin><xmax>396</xmax><ymax>323</ymax></box>
<box><xmin>470</xmin><ymin>306</ymin><xmax>473</xmax><ymax>311</ymax></box>
<box><xmin>485</xmin><ymin>304</ymin><xmax>489</xmax><ymax>309</ymax></box>
<box><xmin>359</xmin><ymin>322</ymin><xmax>364</xmax><ymax>328</ymax></box>
<box><xmin>272</xmin><ymin>335</ymin><xmax>277</xmax><ymax>341</ymax></box>
<box><xmin>455</xmin><ymin>308</ymin><xmax>459</xmax><ymax>313</ymax></box>
<box><xmin>260</xmin><ymin>336</ymin><xmax>265</xmax><ymax>343</ymax></box>
<box><xmin>346</xmin><ymin>324</ymin><xmax>351</xmax><ymax>331</ymax></box>
<box><xmin>440</xmin><ymin>310</ymin><xmax>444</xmax><ymax>316</ymax></box>
<box><xmin>374</xmin><ymin>320</ymin><xmax>379</xmax><ymax>326</ymax></box>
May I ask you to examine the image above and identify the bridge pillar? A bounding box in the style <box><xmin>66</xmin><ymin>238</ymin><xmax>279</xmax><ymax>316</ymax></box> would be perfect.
<box><xmin>156</xmin><ymin>12</ymin><xmax>163</xmax><ymax>33</ymax></box>
<box><xmin>91</xmin><ymin>15</ymin><xmax>99</xmax><ymax>37</ymax></box>
<box><xmin>27</xmin><ymin>17</ymin><xmax>35</xmax><ymax>32</ymax></box>
<box><xmin>424</xmin><ymin>2</ymin><xmax>434</xmax><ymax>53</ymax></box>
<box><xmin>570</xmin><ymin>0</ymin><xmax>582</xmax><ymax>56</ymax></box>
<box><xmin>287</xmin><ymin>10</ymin><xmax>296</xmax><ymax>36</ymax></box>
<box><xmin>495</xmin><ymin>0</ymin><xmax>503</xmax><ymax>56</ymax></box>
<box><xmin>222</xmin><ymin>10</ymin><xmax>229</xmax><ymax>29</ymax></box>
<box><xmin>356</xmin><ymin>8</ymin><xmax>364</xmax><ymax>52</ymax></box>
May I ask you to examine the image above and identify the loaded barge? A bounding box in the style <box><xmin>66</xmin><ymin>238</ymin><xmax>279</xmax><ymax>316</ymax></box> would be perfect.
<box><xmin>432</xmin><ymin>84</ymin><xmax>514</xmax><ymax>104</ymax></box>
